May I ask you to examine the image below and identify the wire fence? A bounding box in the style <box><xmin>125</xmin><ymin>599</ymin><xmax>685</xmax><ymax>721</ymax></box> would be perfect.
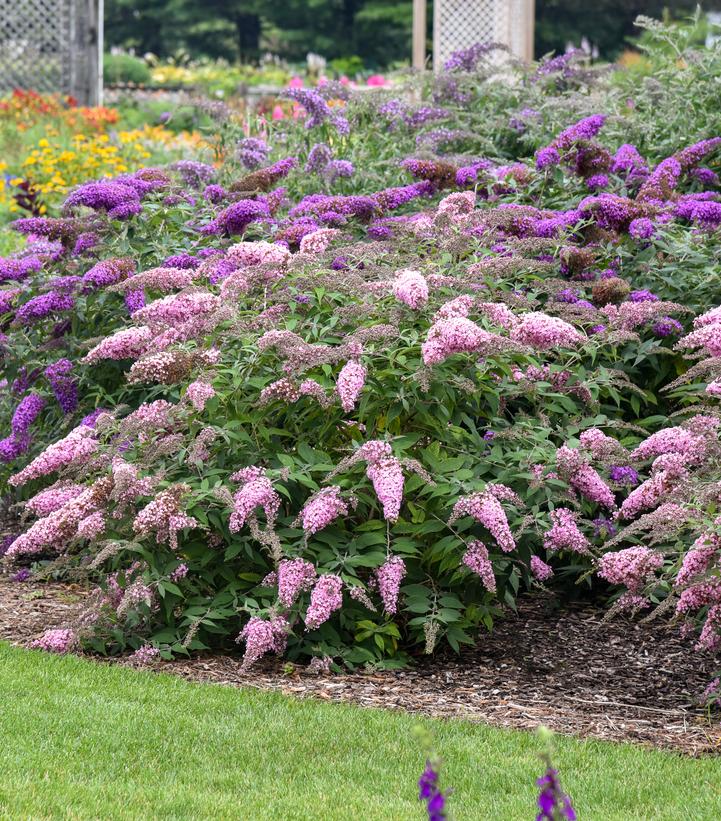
<box><xmin>0</xmin><ymin>0</ymin><xmax>101</xmax><ymax>103</ymax></box>
<box><xmin>433</xmin><ymin>0</ymin><xmax>535</xmax><ymax>70</ymax></box>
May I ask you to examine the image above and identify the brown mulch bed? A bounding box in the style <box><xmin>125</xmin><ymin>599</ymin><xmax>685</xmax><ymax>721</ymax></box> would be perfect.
<box><xmin>2</xmin><ymin>576</ymin><xmax>720</xmax><ymax>755</ymax></box>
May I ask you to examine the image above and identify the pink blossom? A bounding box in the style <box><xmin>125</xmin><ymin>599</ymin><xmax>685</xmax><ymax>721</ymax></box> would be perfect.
<box><xmin>366</xmin><ymin>455</ymin><xmax>404</xmax><ymax>521</ymax></box>
<box><xmin>9</xmin><ymin>425</ymin><xmax>98</xmax><ymax>487</ymax></box>
<box><xmin>261</xmin><ymin>570</ymin><xmax>278</xmax><ymax>587</ymax></box>
<box><xmin>556</xmin><ymin>445</ymin><xmax>616</xmax><ymax>508</ymax></box>
<box><xmin>543</xmin><ymin>508</ymin><xmax>590</xmax><ymax>554</ymax></box>
<box><xmin>336</xmin><ymin>360</ymin><xmax>366</xmax><ymax>412</ymax></box>
<box><xmin>237</xmin><ymin>614</ymin><xmax>289</xmax><ymax>670</ymax></box>
<box><xmin>82</xmin><ymin>326</ymin><xmax>153</xmax><ymax>363</ymax></box>
<box><xmin>462</xmin><ymin>541</ymin><xmax>496</xmax><ymax>592</ymax></box>
<box><xmin>25</xmin><ymin>484</ymin><xmax>85</xmax><ymax>517</ymax></box>
<box><xmin>615</xmin><ymin>592</ymin><xmax>651</xmax><ymax>612</ymax></box>
<box><xmin>570</xmin><ymin>465</ymin><xmax>616</xmax><ymax>509</ymax></box>
<box><xmin>392</xmin><ymin>269</ymin><xmax>429</xmax><ymax>309</ymax></box>
<box><xmin>357</xmin><ymin>439</ymin><xmax>393</xmax><ymax>463</ymax></box>
<box><xmin>118</xmin><ymin>266</ymin><xmax>196</xmax><ymax>293</ymax></box>
<box><xmin>301</xmin><ymin>486</ymin><xmax>348</xmax><ymax>534</ymax></box>
<box><xmin>375</xmin><ymin>556</ymin><xmax>407</xmax><ymax>613</ymax></box>
<box><xmin>130</xmin><ymin>645</ymin><xmax>160</xmax><ymax>664</ymax></box>
<box><xmin>579</xmin><ymin>428</ymin><xmax>621</xmax><ymax>460</ymax></box>
<box><xmin>299</xmin><ymin>379</ymin><xmax>330</xmax><ymax>405</ymax></box>
<box><xmin>694</xmin><ymin>305</ymin><xmax>721</xmax><ymax>329</ymax></box>
<box><xmin>115</xmin><ymin>578</ymin><xmax>154</xmax><ymax>619</ymax></box>
<box><xmin>476</xmin><ymin>302</ymin><xmax>519</xmax><ymax>330</ymax></box>
<box><xmin>7</xmin><ymin>478</ymin><xmax>111</xmax><ymax>557</ymax></box>
<box><xmin>227</xmin><ymin>240</ymin><xmax>291</xmax><ymax>267</ymax></box>
<box><xmin>299</xmin><ymin>228</ymin><xmax>341</xmax><ymax>255</ymax></box>
<box><xmin>133</xmin><ymin>487</ymin><xmax>198</xmax><ymax>550</ymax></box>
<box><xmin>602</xmin><ymin>300</ymin><xmax>684</xmax><ymax>332</ymax></box>
<box><xmin>677</xmin><ymin>579</ymin><xmax>721</xmax><ymax>614</ymax></box>
<box><xmin>630</xmin><ymin>426</ymin><xmax>700</xmax><ymax>461</ymax></box>
<box><xmin>76</xmin><ymin>511</ymin><xmax>106</xmax><ymax>540</ymax></box>
<box><xmin>305</xmin><ymin>574</ymin><xmax>343</xmax><ymax>630</ymax></box>
<box><xmin>30</xmin><ymin>628</ymin><xmax>77</xmax><ymax>654</ymax></box>
<box><xmin>229</xmin><ymin>468</ymin><xmax>281</xmax><ymax>532</ymax></box>
<box><xmin>530</xmin><ymin>555</ymin><xmax>554</xmax><ymax>581</ymax></box>
<box><xmin>437</xmin><ymin>191</ymin><xmax>475</xmax><ymax>217</ymax></box>
<box><xmin>170</xmin><ymin>563</ymin><xmax>189</xmax><ymax>582</ymax></box>
<box><xmin>434</xmin><ymin>295</ymin><xmax>474</xmax><ymax>321</ymax></box>
<box><xmin>259</xmin><ymin>378</ymin><xmax>301</xmax><ymax>405</ymax></box>
<box><xmin>620</xmin><ymin>454</ymin><xmax>687</xmax><ymax>519</ymax></box>
<box><xmin>186</xmin><ymin>381</ymin><xmax>216</xmax><ymax>411</ymax></box>
<box><xmin>218</xmin><ymin>271</ymin><xmax>250</xmax><ymax>300</ymax></box>
<box><xmin>510</xmin><ymin>312</ymin><xmax>584</xmax><ymax>350</ymax></box>
<box><xmin>452</xmin><ymin>491</ymin><xmax>516</xmax><ymax>552</ymax></box>
<box><xmin>676</xmin><ymin>533</ymin><xmax>720</xmax><ymax>587</ymax></box>
<box><xmin>697</xmin><ymin>605</ymin><xmax>721</xmax><ymax>651</ymax></box>
<box><xmin>124</xmin><ymin>400</ymin><xmax>174</xmax><ymax>431</ymax></box>
<box><xmin>277</xmin><ymin>558</ymin><xmax>317</xmax><ymax>606</ymax></box>
<box><xmin>133</xmin><ymin>291</ymin><xmax>220</xmax><ymax>326</ymax></box>
<box><xmin>422</xmin><ymin>317</ymin><xmax>502</xmax><ymax>365</ymax></box>
<box><xmin>706</xmin><ymin>380</ymin><xmax>721</xmax><ymax>396</ymax></box>
<box><xmin>597</xmin><ymin>546</ymin><xmax>664</xmax><ymax>591</ymax></box>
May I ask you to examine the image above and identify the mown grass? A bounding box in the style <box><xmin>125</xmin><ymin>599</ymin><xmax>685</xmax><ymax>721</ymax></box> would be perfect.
<box><xmin>1</xmin><ymin>642</ymin><xmax>720</xmax><ymax>820</ymax></box>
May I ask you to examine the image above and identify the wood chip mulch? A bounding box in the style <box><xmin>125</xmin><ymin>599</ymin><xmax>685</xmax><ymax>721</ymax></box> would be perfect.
<box><xmin>2</xmin><ymin>576</ymin><xmax>720</xmax><ymax>756</ymax></box>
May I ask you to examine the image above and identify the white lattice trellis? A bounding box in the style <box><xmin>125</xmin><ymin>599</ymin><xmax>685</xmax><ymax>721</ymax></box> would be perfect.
<box><xmin>433</xmin><ymin>0</ymin><xmax>535</xmax><ymax>71</ymax></box>
<box><xmin>0</xmin><ymin>0</ymin><xmax>102</xmax><ymax>103</ymax></box>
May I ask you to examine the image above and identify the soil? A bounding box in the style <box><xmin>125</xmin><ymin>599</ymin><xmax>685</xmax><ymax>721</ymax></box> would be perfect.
<box><xmin>2</xmin><ymin>575</ymin><xmax>719</xmax><ymax>756</ymax></box>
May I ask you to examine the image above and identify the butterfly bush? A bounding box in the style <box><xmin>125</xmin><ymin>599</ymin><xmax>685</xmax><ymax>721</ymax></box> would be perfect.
<box><xmin>7</xmin><ymin>22</ymin><xmax>721</xmax><ymax>668</ymax></box>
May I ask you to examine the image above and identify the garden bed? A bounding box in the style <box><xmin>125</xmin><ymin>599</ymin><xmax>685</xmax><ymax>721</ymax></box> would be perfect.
<box><xmin>3</xmin><ymin>576</ymin><xmax>718</xmax><ymax>756</ymax></box>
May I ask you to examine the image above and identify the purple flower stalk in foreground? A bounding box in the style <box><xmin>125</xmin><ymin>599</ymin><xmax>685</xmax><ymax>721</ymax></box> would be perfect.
<box><xmin>535</xmin><ymin>728</ymin><xmax>576</xmax><ymax>821</ymax></box>
<box><xmin>418</xmin><ymin>760</ymin><xmax>449</xmax><ymax>821</ymax></box>
<box><xmin>536</xmin><ymin>764</ymin><xmax>576</xmax><ymax>820</ymax></box>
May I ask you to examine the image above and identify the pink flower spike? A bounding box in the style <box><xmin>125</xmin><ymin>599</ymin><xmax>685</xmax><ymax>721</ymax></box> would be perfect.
<box><xmin>336</xmin><ymin>360</ymin><xmax>366</xmax><ymax>412</ymax></box>
<box><xmin>375</xmin><ymin>556</ymin><xmax>407</xmax><ymax>613</ymax></box>
<box><xmin>462</xmin><ymin>541</ymin><xmax>496</xmax><ymax>592</ymax></box>
<box><xmin>305</xmin><ymin>574</ymin><xmax>343</xmax><ymax>630</ymax></box>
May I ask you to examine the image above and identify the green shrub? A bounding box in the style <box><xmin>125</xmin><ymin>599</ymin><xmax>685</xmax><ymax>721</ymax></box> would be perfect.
<box><xmin>104</xmin><ymin>54</ymin><xmax>152</xmax><ymax>86</ymax></box>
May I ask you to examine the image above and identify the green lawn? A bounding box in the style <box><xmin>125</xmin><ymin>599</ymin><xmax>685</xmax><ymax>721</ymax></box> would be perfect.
<box><xmin>1</xmin><ymin>643</ymin><xmax>720</xmax><ymax>820</ymax></box>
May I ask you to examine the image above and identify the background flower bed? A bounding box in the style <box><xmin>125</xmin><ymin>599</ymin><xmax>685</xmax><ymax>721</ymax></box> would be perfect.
<box><xmin>1</xmin><ymin>17</ymin><xmax>721</xmax><ymax>679</ymax></box>
<box><xmin>0</xmin><ymin>90</ymin><xmax>210</xmax><ymax>225</ymax></box>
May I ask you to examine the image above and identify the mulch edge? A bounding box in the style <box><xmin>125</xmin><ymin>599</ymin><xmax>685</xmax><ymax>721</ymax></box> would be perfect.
<box><xmin>1</xmin><ymin>576</ymin><xmax>720</xmax><ymax>757</ymax></box>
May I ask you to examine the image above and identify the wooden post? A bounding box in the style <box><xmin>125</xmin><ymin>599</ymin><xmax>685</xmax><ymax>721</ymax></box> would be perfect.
<box><xmin>525</xmin><ymin>0</ymin><xmax>535</xmax><ymax>62</ymax></box>
<box><xmin>412</xmin><ymin>0</ymin><xmax>426</xmax><ymax>70</ymax></box>
<box><xmin>97</xmin><ymin>0</ymin><xmax>104</xmax><ymax>105</ymax></box>
<box><xmin>68</xmin><ymin>0</ymin><xmax>100</xmax><ymax>104</ymax></box>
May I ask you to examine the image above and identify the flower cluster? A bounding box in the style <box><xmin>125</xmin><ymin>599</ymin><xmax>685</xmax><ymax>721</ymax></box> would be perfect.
<box><xmin>451</xmin><ymin>489</ymin><xmax>517</xmax><ymax>553</ymax></box>
<box><xmin>305</xmin><ymin>574</ymin><xmax>343</xmax><ymax>630</ymax></box>
<box><xmin>277</xmin><ymin>558</ymin><xmax>317</xmax><ymax>607</ymax></box>
<box><xmin>376</xmin><ymin>556</ymin><xmax>407</xmax><ymax>613</ymax></box>
<box><xmin>336</xmin><ymin>360</ymin><xmax>366</xmax><ymax>412</ymax></box>
<box><xmin>237</xmin><ymin>615</ymin><xmax>289</xmax><ymax>670</ymax></box>
<box><xmin>462</xmin><ymin>541</ymin><xmax>496</xmax><ymax>592</ymax></box>
<box><xmin>229</xmin><ymin>467</ymin><xmax>281</xmax><ymax>532</ymax></box>
<box><xmin>543</xmin><ymin>508</ymin><xmax>590</xmax><ymax>554</ymax></box>
<box><xmin>300</xmin><ymin>487</ymin><xmax>348</xmax><ymax>535</ymax></box>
